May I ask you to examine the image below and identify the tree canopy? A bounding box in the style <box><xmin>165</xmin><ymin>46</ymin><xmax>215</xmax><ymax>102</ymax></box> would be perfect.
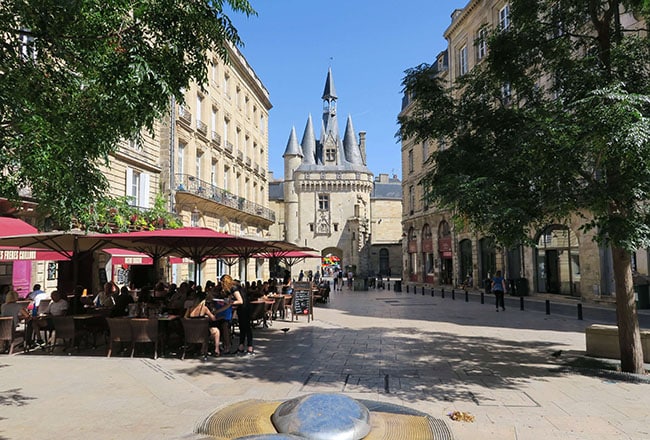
<box><xmin>400</xmin><ymin>0</ymin><xmax>650</xmax><ymax>373</ymax></box>
<box><xmin>0</xmin><ymin>0</ymin><xmax>255</xmax><ymax>226</ymax></box>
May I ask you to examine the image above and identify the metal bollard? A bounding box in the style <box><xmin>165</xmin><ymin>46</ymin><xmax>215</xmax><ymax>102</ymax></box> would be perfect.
<box><xmin>480</xmin><ymin>291</ymin><xmax>484</xmax><ymax>304</ymax></box>
<box><xmin>452</xmin><ymin>289</ymin><xmax>455</xmax><ymax>300</ymax></box>
<box><xmin>465</xmin><ymin>290</ymin><xmax>469</xmax><ymax>302</ymax></box>
<box><xmin>545</xmin><ymin>299</ymin><xmax>551</xmax><ymax>315</ymax></box>
<box><xmin>422</xmin><ymin>286</ymin><xmax>425</xmax><ymax>295</ymax></box>
<box><xmin>431</xmin><ymin>288</ymin><xmax>434</xmax><ymax>297</ymax></box>
<box><xmin>520</xmin><ymin>296</ymin><xmax>524</xmax><ymax>311</ymax></box>
<box><xmin>577</xmin><ymin>303</ymin><xmax>583</xmax><ymax>320</ymax></box>
<box><xmin>441</xmin><ymin>288</ymin><xmax>445</xmax><ymax>298</ymax></box>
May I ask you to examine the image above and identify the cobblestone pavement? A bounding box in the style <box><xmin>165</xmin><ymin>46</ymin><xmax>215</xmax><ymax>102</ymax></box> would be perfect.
<box><xmin>1</xmin><ymin>285</ymin><xmax>649</xmax><ymax>439</ymax></box>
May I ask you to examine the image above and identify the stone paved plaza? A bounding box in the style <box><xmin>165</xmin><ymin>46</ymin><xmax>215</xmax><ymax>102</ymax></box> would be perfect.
<box><xmin>1</xmin><ymin>285</ymin><xmax>649</xmax><ymax>439</ymax></box>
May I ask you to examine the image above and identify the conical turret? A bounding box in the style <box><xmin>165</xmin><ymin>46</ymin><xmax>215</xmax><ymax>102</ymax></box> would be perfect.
<box><xmin>300</xmin><ymin>115</ymin><xmax>316</xmax><ymax>165</ymax></box>
<box><xmin>343</xmin><ymin>115</ymin><xmax>363</xmax><ymax>165</ymax></box>
<box><xmin>283</xmin><ymin>126</ymin><xmax>303</xmax><ymax>158</ymax></box>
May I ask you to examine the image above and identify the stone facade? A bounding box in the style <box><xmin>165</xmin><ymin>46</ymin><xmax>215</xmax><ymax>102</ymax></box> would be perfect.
<box><xmin>95</xmin><ymin>43</ymin><xmax>273</xmax><ymax>289</ymax></box>
<box><xmin>400</xmin><ymin>1</ymin><xmax>649</xmax><ymax>300</ymax></box>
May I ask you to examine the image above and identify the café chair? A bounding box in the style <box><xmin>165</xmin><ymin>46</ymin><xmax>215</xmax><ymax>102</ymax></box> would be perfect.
<box><xmin>106</xmin><ymin>318</ymin><xmax>132</xmax><ymax>357</ymax></box>
<box><xmin>37</xmin><ymin>299</ymin><xmax>51</xmax><ymax>315</ymax></box>
<box><xmin>50</xmin><ymin>316</ymin><xmax>78</xmax><ymax>354</ymax></box>
<box><xmin>0</xmin><ymin>316</ymin><xmax>25</xmax><ymax>355</ymax></box>
<box><xmin>130</xmin><ymin>318</ymin><xmax>159</xmax><ymax>359</ymax></box>
<box><xmin>283</xmin><ymin>295</ymin><xmax>293</xmax><ymax>320</ymax></box>
<box><xmin>180</xmin><ymin>318</ymin><xmax>210</xmax><ymax>360</ymax></box>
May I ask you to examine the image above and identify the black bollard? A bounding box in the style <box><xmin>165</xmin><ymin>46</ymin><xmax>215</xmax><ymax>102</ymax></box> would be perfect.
<box><xmin>406</xmin><ymin>285</ymin><xmax>409</xmax><ymax>293</ymax></box>
<box><xmin>465</xmin><ymin>290</ymin><xmax>469</xmax><ymax>302</ymax></box>
<box><xmin>431</xmin><ymin>288</ymin><xmax>434</xmax><ymax>297</ymax></box>
<box><xmin>520</xmin><ymin>296</ymin><xmax>524</xmax><ymax>311</ymax></box>
<box><xmin>441</xmin><ymin>288</ymin><xmax>445</xmax><ymax>298</ymax></box>
<box><xmin>480</xmin><ymin>291</ymin><xmax>484</xmax><ymax>304</ymax></box>
<box><xmin>545</xmin><ymin>299</ymin><xmax>551</xmax><ymax>315</ymax></box>
<box><xmin>577</xmin><ymin>303</ymin><xmax>583</xmax><ymax>320</ymax></box>
<box><xmin>452</xmin><ymin>289</ymin><xmax>455</xmax><ymax>300</ymax></box>
<box><xmin>422</xmin><ymin>286</ymin><xmax>425</xmax><ymax>295</ymax></box>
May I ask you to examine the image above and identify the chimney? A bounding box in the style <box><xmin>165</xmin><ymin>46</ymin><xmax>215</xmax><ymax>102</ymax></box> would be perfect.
<box><xmin>359</xmin><ymin>131</ymin><xmax>366</xmax><ymax>165</ymax></box>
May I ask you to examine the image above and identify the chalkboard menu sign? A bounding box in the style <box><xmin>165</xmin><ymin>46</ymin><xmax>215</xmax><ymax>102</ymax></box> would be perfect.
<box><xmin>292</xmin><ymin>281</ymin><xmax>313</xmax><ymax>322</ymax></box>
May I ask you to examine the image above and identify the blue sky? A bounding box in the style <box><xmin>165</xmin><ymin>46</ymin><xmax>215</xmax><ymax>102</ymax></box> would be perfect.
<box><xmin>229</xmin><ymin>1</ymin><xmax>469</xmax><ymax>180</ymax></box>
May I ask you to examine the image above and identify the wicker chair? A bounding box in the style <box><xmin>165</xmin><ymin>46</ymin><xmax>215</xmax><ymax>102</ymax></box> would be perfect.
<box><xmin>0</xmin><ymin>316</ymin><xmax>25</xmax><ymax>355</ymax></box>
<box><xmin>130</xmin><ymin>318</ymin><xmax>159</xmax><ymax>359</ymax></box>
<box><xmin>50</xmin><ymin>316</ymin><xmax>77</xmax><ymax>353</ymax></box>
<box><xmin>106</xmin><ymin>318</ymin><xmax>132</xmax><ymax>357</ymax></box>
<box><xmin>180</xmin><ymin>318</ymin><xmax>210</xmax><ymax>360</ymax></box>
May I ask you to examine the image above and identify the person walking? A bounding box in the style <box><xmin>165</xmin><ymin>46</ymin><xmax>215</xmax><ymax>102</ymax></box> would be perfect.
<box><xmin>492</xmin><ymin>270</ymin><xmax>506</xmax><ymax>312</ymax></box>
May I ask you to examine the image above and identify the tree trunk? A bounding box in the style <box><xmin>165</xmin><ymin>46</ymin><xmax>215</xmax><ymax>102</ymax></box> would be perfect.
<box><xmin>611</xmin><ymin>246</ymin><xmax>645</xmax><ymax>373</ymax></box>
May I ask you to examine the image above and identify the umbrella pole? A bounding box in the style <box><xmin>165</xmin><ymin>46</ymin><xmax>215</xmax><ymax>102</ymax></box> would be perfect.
<box><xmin>193</xmin><ymin>259</ymin><xmax>200</xmax><ymax>286</ymax></box>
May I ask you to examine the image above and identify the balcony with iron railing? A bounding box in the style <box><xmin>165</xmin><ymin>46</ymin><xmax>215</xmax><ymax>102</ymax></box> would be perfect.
<box><xmin>237</xmin><ymin>150</ymin><xmax>244</xmax><ymax>162</ymax></box>
<box><xmin>196</xmin><ymin>120</ymin><xmax>207</xmax><ymax>135</ymax></box>
<box><xmin>211</xmin><ymin>131</ymin><xmax>221</xmax><ymax>146</ymax></box>
<box><xmin>178</xmin><ymin>106</ymin><xmax>192</xmax><ymax>125</ymax></box>
<box><xmin>174</xmin><ymin>173</ymin><xmax>275</xmax><ymax>224</ymax></box>
<box><xmin>225</xmin><ymin>142</ymin><xmax>234</xmax><ymax>153</ymax></box>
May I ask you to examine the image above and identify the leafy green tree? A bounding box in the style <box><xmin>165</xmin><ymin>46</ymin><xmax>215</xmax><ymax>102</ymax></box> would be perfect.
<box><xmin>0</xmin><ymin>0</ymin><xmax>254</xmax><ymax>226</ymax></box>
<box><xmin>400</xmin><ymin>0</ymin><xmax>650</xmax><ymax>373</ymax></box>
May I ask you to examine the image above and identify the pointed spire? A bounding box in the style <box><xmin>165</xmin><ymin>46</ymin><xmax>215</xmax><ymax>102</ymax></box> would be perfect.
<box><xmin>322</xmin><ymin>67</ymin><xmax>337</xmax><ymax>100</ymax></box>
<box><xmin>300</xmin><ymin>115</ymin><xmax>316</xmax><ymax>164</ymax></box>
<box><xmin>343</xmin><ymin>115</ymin><xmax>363</xmax><ymax>165</ymax></box>
<box><xmin>282</xmin><ymin>126</ymin><xmax>303</xmax><ymax>158</ymax></box>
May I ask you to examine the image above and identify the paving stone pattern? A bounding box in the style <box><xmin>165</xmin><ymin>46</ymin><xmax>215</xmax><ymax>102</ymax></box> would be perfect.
<box><xmin>1</xmin><ymin>285</ymin><xmax>649</xmax><ymax>439</ymax></box>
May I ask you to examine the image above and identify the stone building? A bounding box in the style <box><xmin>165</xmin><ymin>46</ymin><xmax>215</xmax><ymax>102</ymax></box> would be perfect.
<box><xmin>269</xmin><ymin>69</ymin><xmax>403</xmax><ymax>281</ymax></box>
<box><xmin>399</xmin><ymin>1</ymin><xmax>649</xmax><ymax>301</ymax></box>
<box><xmin>1</xmin><ymin>42</ymin><xmax>273</xmax><ymax>294</ymax></box>
<box><xmin>98</xmin><ymin>43</ymin><xmax>274</xmax><ymax>288</ymax></box>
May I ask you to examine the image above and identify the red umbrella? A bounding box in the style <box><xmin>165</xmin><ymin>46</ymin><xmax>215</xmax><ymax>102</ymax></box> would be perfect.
<box><xmin>96</xmin><ymin>227</ymin><xmax>276</xmax><ymax>281</ymax></box>
<box><xmin>0</xmin><ymin>217</ymin><xmax>69</xmax><ymax>261</ymax></box>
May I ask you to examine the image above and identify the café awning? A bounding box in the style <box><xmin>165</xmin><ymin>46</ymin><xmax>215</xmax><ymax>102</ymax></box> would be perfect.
<box><xmin>0</xmin><ymin>217</ymin><xmax>68</xmax><ymax>261</ymax></box>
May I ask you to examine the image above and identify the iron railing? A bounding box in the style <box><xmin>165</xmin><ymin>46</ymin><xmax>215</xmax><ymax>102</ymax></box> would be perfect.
<box><xmin>174</xmin><ymin>173</ymin><xmax>275</xmax><ymax>223</ymax></box>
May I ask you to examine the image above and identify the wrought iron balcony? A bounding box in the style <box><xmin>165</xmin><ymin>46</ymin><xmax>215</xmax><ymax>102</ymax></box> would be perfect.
<box><xmin>211</xmin><ymin>131</ymin><xmax>221</xmax><ymax>146</ymax></box>
<box><xmin>178</xmin><ymin>106</ymin><xmax>192</xmax><ymax>125</ymax></box>
<box><xmin>174</xmin><ymin>173</ymin><xmax>275</xmax><ymax>223</ymax></box>
<box><xmin>196</xmin><ymin>120</ymin><xmax>207</xmax><ymax>135</ymax></box>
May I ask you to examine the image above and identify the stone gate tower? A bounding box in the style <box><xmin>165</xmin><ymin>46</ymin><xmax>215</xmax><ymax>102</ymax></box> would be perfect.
<box><xmin>282</xmin><ymin>68</ymin><xmax>374</xmax><ymax>276</ymax></box>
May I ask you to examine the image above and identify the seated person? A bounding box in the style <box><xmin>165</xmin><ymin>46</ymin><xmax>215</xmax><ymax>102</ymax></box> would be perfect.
<box><xmin>185</xmin><ymin>291</ymin><xmax>221</xmax><ymax>356</ymax></box>
<box><xmin>153</xmin><ymin>281</ymin><xmax>168</xmax><ymax>299</ymax></box>
<box><xmin>110</xmin><ymin>286</ymin><xmax>134</xmax><ymax>317</ymax></box>
<box><xmin>46</xmin><ymin>290</ymin><xmax>69</xmax><ymax>316</ymax></box>
<box><xmin>28</xmin><ymin>284</ymin><xmax>48</xmax><ymax>305</ymax></box>
<box><xmin>1</xmin><ymin>290</ymin><xmax>29</xmax><ymax>329</ymax></box>
<box><xmin>96</xmin><ymin>282</ymin><xmax>117</xmax><ymax>308</ymax></box>
<box><xmin>209</xmin><ymin>286</ymin><xmax>242</xmax><ymax>355</ymax></box>
<box><xmin>69</xmin><ymin>285</ymin><xmax>86</xmax><ymax>315</ymax></box>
